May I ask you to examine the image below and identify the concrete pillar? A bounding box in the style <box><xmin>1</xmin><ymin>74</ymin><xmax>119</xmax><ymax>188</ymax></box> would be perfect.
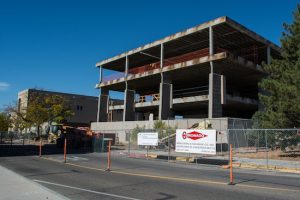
<box><xmin>221</xmin><ymin>75</ymin><xmax>226</xmax><ymax>105</ymax></box>
<box><xmin>97</xmin><ymin>89</ymin><xmax>109</xmax><ymax>122</ymax></box>
<box><xmin>208</xmin><ymin>73</ymin><xmax>222</xmax><ymax>118</ymax></box>
<box><xmin>160</xmin><ymin>43</ymin><xmax>164</xmax><ymax>69</ymax></box>
<box><xmin>159</xmin><ymin>78</ymin><xmax>173</xmax><ymax>120</ymax></box>
<box><xmin>208</xmin><ymin>26</ymin><xmax>215</xmax><ymax>118</ymax></box>
<box><xmin>125</xmin><ymin>55</ymin><xmax>129</xmax><ymax>77</ymax></box>
<box><xmin>122</xmin><ymin>55</ymin><xmax>135</xmax><ymax>121</ymax></box>
<box><xmin>99</xmin><ymin>66</ymin><xmax>103</xmax><ymax>83</ymax></box>
<box><xmin>158</xmin><ymin>43</ymin><xmax>173</xmax><ymax>120</ymax></box>
<box><xmin>209</xmin><ymin>26</ymin><xmax>214</xmax><ymax>56</ymax></box>
<box><xmin>123</xmin><ymin>89</ymin><xmax>135</xmax><ymax>121</ymax></box>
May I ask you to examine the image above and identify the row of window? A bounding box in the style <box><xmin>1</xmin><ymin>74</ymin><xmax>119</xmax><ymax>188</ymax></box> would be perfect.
<box><xmin>76</xmin><ymin>105</ymin><xmax>83</xmax><ymax>111</ymax></box>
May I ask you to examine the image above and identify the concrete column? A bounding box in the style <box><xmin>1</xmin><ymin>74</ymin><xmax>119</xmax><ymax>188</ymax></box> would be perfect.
<box><xmin>160</xmin><ymin>43</ymin><xmax>164</xmax><ymax>68</ymax></box>
<box><xmin>159</xmin><ymin>78</ymin><xmax>173</xmax><ymax>120</ymax></box>
<box><xmin>125</xmin><ymin>55</ymin><xmax>129</xmax><ymax>77</ymax></box>
<box><xmin>158</xmin><ymin>43</ymin><xmax>173</xmax><ymax>120</ymax></box>
<box><xmin>208</xmin><ymin>73</ymin><xmax>222</xmax><ymax>118</ymax></box>
<box><xmin>99</xmin><ymin>66</ymin><xmax>103</xmax><ymax>83</ymax></box>
<box><xmin>209</xmin><ymin>26</ymin><xmax>214</xmax><ymax>56</ymax></box>
<box><xmin>221</xmin><ymin>75</ymin><xmax>226</xmax><ymax>105</ymax></box>
<box><xmin>97</xmin><ymin>93</ymin><xmax>101</xmax><ymax>122</ymax></box>
<box><xmin>123</xmin><ymin>89</ymin><xmax>135</xmax><ymax>121</ymax></box>
<box><xmin>208</xmin><ymin>26</ymin><xmax>215</xmax><ymax>118</ymax></box>
<box><xmin>97</xmin><ymin>89</ymin><xmax>109</xmax><ymax>122</ymax></box>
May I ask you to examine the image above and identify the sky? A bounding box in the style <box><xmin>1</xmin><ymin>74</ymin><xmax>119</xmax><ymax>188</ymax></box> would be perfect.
<box><xmin>0</xmin><ymin>0</ymin><xmax>298</xmax><ymax>110</ymax></box>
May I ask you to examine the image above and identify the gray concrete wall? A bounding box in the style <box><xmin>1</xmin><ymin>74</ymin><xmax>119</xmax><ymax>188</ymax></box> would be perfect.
<box><xmin>91</xmin><ymin>118</ymin><xmax>231</xmax><ymax>144</ymax></box>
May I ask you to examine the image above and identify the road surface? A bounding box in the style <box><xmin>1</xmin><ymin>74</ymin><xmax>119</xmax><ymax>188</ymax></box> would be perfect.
<box><xmin>0</xmin><ymin>153</ymin><xmax>299</xmax><ymax>200</ymax></box>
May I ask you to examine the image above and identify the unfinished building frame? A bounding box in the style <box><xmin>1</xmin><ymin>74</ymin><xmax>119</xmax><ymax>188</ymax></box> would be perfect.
<box><xmin>95</xmin><ymin>16</ymin><xmax>280</xmax><ymax>122</ymax></box>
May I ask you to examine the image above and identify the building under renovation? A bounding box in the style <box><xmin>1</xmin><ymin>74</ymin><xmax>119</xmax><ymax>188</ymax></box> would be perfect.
<box><xmin>94</xmin><ymin>16</ymin><xmax>280</xmax><ymax>123</ymax></box>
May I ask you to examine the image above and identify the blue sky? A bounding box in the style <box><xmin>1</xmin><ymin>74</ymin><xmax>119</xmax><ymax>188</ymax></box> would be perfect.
<box><xmin>0</xmin><ymin>0</ymin><xmax>298</xmax><ymax>110</ymax></box>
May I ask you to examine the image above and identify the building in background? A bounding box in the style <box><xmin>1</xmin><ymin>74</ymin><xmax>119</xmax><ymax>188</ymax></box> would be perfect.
<box><xmin>18</xmin><ymin>89</ymin><xmax>99</xmax><ymax>127</ymax></box>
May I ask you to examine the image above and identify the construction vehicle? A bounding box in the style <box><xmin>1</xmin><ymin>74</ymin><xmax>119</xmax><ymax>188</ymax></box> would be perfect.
<box><xmin>47</xmin><ymin>122</ymin><xmax>94</xmax><ymax>148</ymax></box>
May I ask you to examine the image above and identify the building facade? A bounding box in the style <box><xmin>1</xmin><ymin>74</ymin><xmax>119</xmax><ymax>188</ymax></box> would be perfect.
<box><xmin>95</xmin><ymin>16</ymin><xmax>280</xmax><ymax>122</ymax></box>
<box><xmin>18</xmin><ymin>89</ymin><xmax>99</xmax><ymax>126</ymax></box>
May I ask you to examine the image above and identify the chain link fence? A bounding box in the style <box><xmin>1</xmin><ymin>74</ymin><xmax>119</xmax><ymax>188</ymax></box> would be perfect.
<box><xmin>96</xmin><ymin>119</ymin><xmax>231</xmax><ymax>165</ymax></box>
<box><xmin>228</xmin><ymin>129</ymin><xmax>300</xmax><ymax>169</ymax></box>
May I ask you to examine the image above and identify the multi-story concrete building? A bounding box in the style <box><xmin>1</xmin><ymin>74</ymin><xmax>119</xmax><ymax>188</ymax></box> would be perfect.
<box><xmin>95</xmin><ymin>16</ymin><xmax>280</xmax><ymax>123</ymax></box>
<box><xmin>18</xmin><ymin>89</ymin><xmax>99</xmax><ymax>126</ymax></box>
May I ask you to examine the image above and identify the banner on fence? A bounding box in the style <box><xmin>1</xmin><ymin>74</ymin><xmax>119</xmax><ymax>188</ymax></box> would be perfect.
<box><xmin>138</xmin><ymin>132</ymin><xmax>158</xmax><ymax>146</ymax></box>
<box><xmin>175</xmin><ymin>129</ymin><xmax>216</xmax><ymax>154</ymax></box>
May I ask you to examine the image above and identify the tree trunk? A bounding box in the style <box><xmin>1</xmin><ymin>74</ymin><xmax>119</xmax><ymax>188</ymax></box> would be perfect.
<box><xmin>37</xmin><ymin>125</ymin><xmax>40</xmax><ymax>139</ymax></box>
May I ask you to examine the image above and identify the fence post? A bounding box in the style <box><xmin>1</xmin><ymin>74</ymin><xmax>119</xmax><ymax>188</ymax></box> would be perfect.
<box><xmin>229</xmin><ymin>144</ymin><xmax>234</xmax><ymax>185</ymax></box>
<box><xmin>106</xmin><ymin>140</ymin><xmax>111</xmax><ymax>171</ymax></box>
<box><xmin>265</xmin><ymin>130</ymin><xmax>268</xmax><ymax>169</ymax></box>
<box><xmin>257</xmin><ymin>131</ymin><xmax>260</xmax><ymax>152</ymax></box>
<box><xmin>128</xmin><ymin>131</ymin><xmax>131</xmax><ymax>157</ymax></box>
<box><xmin>102</xmin><ymin>133</ymin><xmax>105</xmax><ymax>153</ymax></box>
<box><xmin>39</xmin><ymin>137</ymin><xmax>42</xmax><ymax>157</ymax></box>
<box><xmin>64</xmin><ymin>137</ymin><xmax>67</xmax><ymax>163</ymax></box>
<box><xmin>10</xmin><ymin>134</ymin><xmax>13</xmax><ymax>147</ymax></box>
<box><xmin>167</xmin><ymin>122</ymin><xmax>170</xmax><ymax>162</ymax></box>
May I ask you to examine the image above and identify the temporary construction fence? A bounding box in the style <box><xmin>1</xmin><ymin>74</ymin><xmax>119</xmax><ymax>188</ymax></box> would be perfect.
<box><xmin>228</xmin><ymin>129</ymin><xmax>300</xmax><ymax>170</ymax></box>
<box><xmin>98</xmin><ymin>128</ymin><xmax>229</xmax><ymax>165</ymax></box>
<box><xmin>97</xmin><ymin>127</ymin><xmax>300</xmax><ymax>171</ymax></box>
<box><xmin>2</xmin><ymin>127</ymin><xmax>299</xmax><ymax>172</ymax></box>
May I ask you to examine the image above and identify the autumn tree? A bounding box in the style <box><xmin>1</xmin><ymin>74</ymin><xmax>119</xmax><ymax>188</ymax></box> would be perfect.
<box><xmin>7</xmin><ymin>92</ymin><xmax>73</xmax><ymax>137</ymax></box>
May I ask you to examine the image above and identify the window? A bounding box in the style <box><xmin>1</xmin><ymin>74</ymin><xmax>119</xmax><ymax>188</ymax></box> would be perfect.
<box><xmin>77</xmin><ymin>105</ymin><xmax>83</xmax><ymax>111</ymax></box>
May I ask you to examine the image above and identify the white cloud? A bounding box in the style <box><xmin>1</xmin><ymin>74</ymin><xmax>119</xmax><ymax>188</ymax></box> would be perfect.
<box><xmin>0</xmin><ymin>82</ymin><xmax>10</xmax><ymax>91</ymax></box>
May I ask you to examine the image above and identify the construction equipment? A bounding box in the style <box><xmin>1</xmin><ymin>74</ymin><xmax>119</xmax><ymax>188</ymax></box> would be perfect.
<box><xmin>47</xmin><ymin>122</ymin><xmax>93</xmax><ymax>148</ymax></box>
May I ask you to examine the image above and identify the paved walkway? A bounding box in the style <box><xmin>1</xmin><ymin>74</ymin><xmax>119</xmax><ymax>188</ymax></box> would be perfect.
<box><xmin>0</xmin><ymin>165</ymin><xmax>69</xmax><ymax>200</ymax></box>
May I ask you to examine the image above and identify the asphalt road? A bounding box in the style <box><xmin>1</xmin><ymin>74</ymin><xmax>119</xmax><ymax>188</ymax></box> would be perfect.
<box><xmin>0</xmin><ymin>153</ymin><xmax>300</xmax><ymax>200</ymax></box>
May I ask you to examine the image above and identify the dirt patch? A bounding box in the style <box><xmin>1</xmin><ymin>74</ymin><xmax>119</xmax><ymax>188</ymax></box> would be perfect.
<box><xmin>235</xmin><ymin>150</ymin><xmax>300</xmax><ymax>161</ymax></box>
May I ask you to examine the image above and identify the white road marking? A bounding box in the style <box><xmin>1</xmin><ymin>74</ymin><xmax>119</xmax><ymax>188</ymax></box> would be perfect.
<box><xmin>33</xmin><ymin>179</ymin><xmax>142</xmax><ymax>200</ymax></box>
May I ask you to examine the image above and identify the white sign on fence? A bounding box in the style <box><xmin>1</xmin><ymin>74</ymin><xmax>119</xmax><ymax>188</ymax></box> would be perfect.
<box><xmin>175</xmin><ymin>129</ymin><xmax>216</xmax><ymax>155</ymax></box>
<box><xmin>138</xmin><ymin>132</ymin><xmax>158</xmax><ymax>146</ymax></box>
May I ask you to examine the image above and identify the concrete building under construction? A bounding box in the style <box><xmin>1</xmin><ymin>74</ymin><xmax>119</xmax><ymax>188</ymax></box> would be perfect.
<box><xmin>94</xmin><ymin>16</ymin><xmax>280</xmax><ymax>123</ymax></box>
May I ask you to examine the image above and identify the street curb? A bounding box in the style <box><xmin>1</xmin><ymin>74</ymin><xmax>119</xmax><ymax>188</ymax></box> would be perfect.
<box><xmin>143</xmin><ymin>153</ymin><xmax>300</xmax><ymax>174</ymax></box>
<box><xmin>232</xmin><ymin>162</ymin><xmax>300</xmax><ymax>174</ymax></box>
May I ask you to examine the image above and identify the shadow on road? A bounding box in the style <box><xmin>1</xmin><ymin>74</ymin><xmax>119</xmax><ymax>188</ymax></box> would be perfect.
<box><xmin>0</xmin><ymin>144</ymin><xmax>92</xmax><ymax>157</ymax></box>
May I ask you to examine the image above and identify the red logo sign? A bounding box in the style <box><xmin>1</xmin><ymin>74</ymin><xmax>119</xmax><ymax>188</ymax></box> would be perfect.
<box><xmin>182</xmin><ymin>131</ymin><xmax>207</xmax><ymax>140</ymax></box>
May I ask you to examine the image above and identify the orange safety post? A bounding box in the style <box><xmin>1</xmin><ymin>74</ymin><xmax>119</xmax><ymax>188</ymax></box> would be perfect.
<box><xmin>39</xmin><ymin>138</ymin><xmax>42</xmax><ymax>157</ymax></box>
<box><xmin>229</xmin><ymin>144</ymin><xmax>234</xmax><ymax>185</ymax></box>
<box><xmin>64</xmin><ymin>138</ymin><xmax>67</xmax><ymax>163</ymax></box>
<box><xmin>106</xmin><ymin>140</ymin><xmax>111</xmax><ymax>171</ymax></box>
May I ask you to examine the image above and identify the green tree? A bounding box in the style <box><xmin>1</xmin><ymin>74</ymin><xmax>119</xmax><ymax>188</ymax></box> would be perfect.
<box><xmin>0</xmin><ymin>112</ymin><xmax>10</xmax><ymax>131</ymax></box>
<box><xmin>130</xmin><ymin>125</ymin><xmax>145</xmax><ymax>141</ymax></box>
<box><xmin>153</xmin><ymin>120</ymin><xmax>177</xmax><ymax>139</ymax></box>
<box><xmin>253</xmin><ymin>4</ymin><xmax>300</xmax><ymax>128</ymax></box>
<box><xmin>7</xmin><ymin>92</ymin><xmax>74</xmax><ymax>137</ymax></box>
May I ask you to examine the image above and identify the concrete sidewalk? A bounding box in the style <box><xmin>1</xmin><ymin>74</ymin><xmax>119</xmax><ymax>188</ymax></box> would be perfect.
<box><xmin>0</xmin><ymin>165</ymin><xmax>69</xmax><ymax>200</ymax></box>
